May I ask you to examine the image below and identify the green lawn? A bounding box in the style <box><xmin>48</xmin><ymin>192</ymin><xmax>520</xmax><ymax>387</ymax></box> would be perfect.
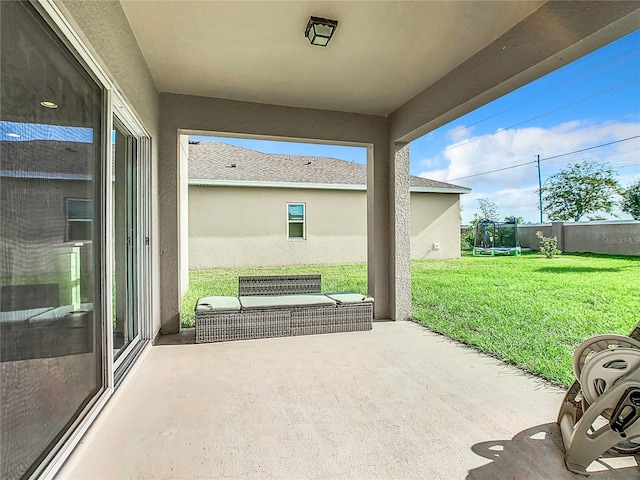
<box><xmin>412</xmin><ymin>253</ymin><xmax>639</xmax><ymax>387</ymax></box>
<box><xmin>182</xmin><ymin>253</ymin><xmax>639</xmax><ymax>387</ymax></box>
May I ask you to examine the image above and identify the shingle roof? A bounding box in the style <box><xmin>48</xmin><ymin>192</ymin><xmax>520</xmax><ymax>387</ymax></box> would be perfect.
<box><xmin>188</xmin><ymin>141</ymin><xmax>468</xmax><ymax>191</ymax></box>
<box><xmin>1</xmin><ymin>140</ymin><xmax>94</xmax><ymax>178</ymax></box>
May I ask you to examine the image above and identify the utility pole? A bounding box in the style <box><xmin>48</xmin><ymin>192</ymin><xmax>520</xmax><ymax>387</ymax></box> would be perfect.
<box><xmin>537</xmin><ymin>154</ymin><xmax>543</xmax><ymax>223</ymax></box>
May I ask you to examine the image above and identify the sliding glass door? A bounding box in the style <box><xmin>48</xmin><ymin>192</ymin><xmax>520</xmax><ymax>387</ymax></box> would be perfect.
<box><xmin>1</xmin><ymin>2</ymin><xmax>104</xmax><ymax>478</ymax></box>
<box><xmin>111</xmin><ymin>108</ymin><xmax>150</xmax><ymax>382</ymax></box>
<box><xmin>112</xmin><ymin>118</ymin><xmax>140</xmax><ymax>365</ymax></box>
<box><xmin>0</xmin><ymin>2</ymin><xmax>151</xmax><ymax>478</ymax></box>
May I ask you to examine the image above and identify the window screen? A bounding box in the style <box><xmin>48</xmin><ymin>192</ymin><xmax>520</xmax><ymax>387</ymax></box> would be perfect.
<box><xmin>0</xmin><ymin>2</ymin><xmax>104</xmax><ymax>478</ymax></box>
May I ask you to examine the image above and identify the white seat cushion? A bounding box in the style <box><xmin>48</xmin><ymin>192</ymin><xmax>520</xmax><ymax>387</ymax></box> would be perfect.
<box><xmin>240</xmin><ymin>294</ymin><xmax>336</xmax><ymax>310</ymax></box>
<box><xmin>196</xmin><ymin>296</ymin><xmax>241</xmax><ymax>312</ymax></box>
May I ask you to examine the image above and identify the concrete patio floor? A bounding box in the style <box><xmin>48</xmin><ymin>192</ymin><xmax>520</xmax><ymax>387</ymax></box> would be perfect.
<box><xmin>57</xmin><ymin>321</ymin><xmax>639</xmax><ymax>479</ymax></box>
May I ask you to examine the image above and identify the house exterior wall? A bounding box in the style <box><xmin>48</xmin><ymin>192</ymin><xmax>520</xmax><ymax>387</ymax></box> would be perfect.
<box><xmin>179</xmin><ymin>136</ymin><xmax>190</xmax><ymax>296</ymax></box>
<box><xmin>189</xmin><ymin>186</ymin><xmax>368</xmax><ymax>268</ymax></box>
<box><xmin>188</xmin><ymin>186</ymin><xmax>461</xmax><ymax>269</ymax></box>
<box><xmin>410</xmin><ymin>193</ymin><xmax>461</xmax><ymax>260</ymax></box>
<box><xmin>1</xmin><ymin>177</ymin><xmax>94</xmax><ymax>302</ymax></box>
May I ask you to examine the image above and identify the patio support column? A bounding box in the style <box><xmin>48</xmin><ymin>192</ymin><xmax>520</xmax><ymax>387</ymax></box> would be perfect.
<box><xmin>367</xmin><ymin>143</ymin><xmax>390</xmax><ymax>320</ymax></box>
<box><xmin>179</xmin><ymin>135</ymin><xmax>190</xmax><ymax>299</ymax></box>
<box><xmin>158</xmin><ymin>124</ymin><xmax>181</xmax><ymax>334</ymax></box>
<box><xmin>391</xmin><ymin>142</ymin><xmax>411</xmax><ymax>320</ymax></box>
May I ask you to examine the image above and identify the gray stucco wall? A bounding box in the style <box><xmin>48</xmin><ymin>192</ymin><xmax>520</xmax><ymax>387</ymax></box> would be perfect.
<box><xmin>519</xmin><ymin>221</ymin><xmax>640</xmax><ymax>256</ymax></box>
<box><xmin>392</xmin><ymin>143</ymin><xmax>411</xmax><ymax>321</ymax></box>
<box><xmin>56</xmin><ymin>0</ymin><xmax>161</xmax><ymax>335</ymax></box>
<box><xmin>179</xmin><ymin>136</ymin><xmax>190</xmax><ymax>297</ymax></box>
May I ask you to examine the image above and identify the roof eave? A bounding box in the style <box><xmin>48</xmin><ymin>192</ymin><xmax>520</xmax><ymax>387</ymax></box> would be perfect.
<box><xmin>189</xmin><ymin>178</ymin><xmax>470</xmax><ymax>194</ymax></box>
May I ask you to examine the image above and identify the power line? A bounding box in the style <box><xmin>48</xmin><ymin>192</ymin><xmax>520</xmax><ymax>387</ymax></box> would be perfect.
<box><xmin>450</xmin><ymin>160</ymin><xmax>537</xmax><ymax>182</ymax></box>
<box><xmin>443</xmin><ymin>50</ymin><xmax>640</xmax><ymax>141</ymax></box>
<box><xmin>440</xmin><ymin>76</ymin><xmax>640</xmax><ymax>156</ymax></box>
<box><xmin>541</xmin><ymin>135</ymin><xmax>640</xmax><ymax>161</ymax></box>
<box><xmin>449</xmin><ymin>135</ymin><xmax>640</xmax><ymax>182</ymax></box>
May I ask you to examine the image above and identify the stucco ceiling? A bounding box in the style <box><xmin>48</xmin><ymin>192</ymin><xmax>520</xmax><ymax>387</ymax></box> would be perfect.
<box><xmin>120</xmin><ymin>0</ymin><xmax>545</xmax><ymax>116</ymax></box>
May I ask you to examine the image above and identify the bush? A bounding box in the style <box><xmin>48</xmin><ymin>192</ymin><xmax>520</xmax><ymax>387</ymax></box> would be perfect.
<box><xmin>536</xmin><ymin>231</ymin><xmax>562</xmax><ymax>259</ymax></box>
<box><xmin>461</xmin><ymin>231</ymin><xmax>474</xmax><ymax>251</ymax></box>
<box><xmin>621</xmin><ymin>179</ymin><xmax>640</xmax><ymax>220</ymax></box>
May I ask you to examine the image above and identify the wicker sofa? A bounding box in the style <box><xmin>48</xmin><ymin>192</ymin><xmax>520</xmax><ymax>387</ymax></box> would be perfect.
<box><xmin>195</xmin><ymin>274</ymin><xmax>373</xmax><ymax>343</ymax></box>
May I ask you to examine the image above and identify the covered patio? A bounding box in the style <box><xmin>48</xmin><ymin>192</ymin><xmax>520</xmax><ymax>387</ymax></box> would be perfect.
<box><xmin>58</xmin><ymin>322</ymin><xmax>638</xmax><ymax>478</ymax></box>
<box><xmin>3</xmin><ymin>1</ymin><xmax>640</xmax><ymax>478</ymax></box>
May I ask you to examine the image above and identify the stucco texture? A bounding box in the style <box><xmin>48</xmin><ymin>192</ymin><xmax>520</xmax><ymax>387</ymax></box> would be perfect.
<box><xmin>161</xmin><ymin>93</ymin><xmax>392</xmax><ymax>323</ymax></box>
<box><xmin>189</xmin><ymin>187</ymin><xmax>367</xmax><ymax>269</ymax></box>
<box><xmin>188</xmin><ymin>186</ymin><xmax>461</xmax><ymax>269</ymax></box>
<box><xmin>519</xmin><ymin>222</ymin><xmax>640</xmax><ymax>255</ymax></box>
<box><xmin>411</xmin><ymin>193</ymin><xmax>462</xmax><ymax>260</ymax></box>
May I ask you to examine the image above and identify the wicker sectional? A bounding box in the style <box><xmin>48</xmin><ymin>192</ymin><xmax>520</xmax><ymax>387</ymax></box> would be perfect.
<box><xmin>195</xmin><ymin>275</ymin><xmax>373</xmax><ymax>343</ymax></box>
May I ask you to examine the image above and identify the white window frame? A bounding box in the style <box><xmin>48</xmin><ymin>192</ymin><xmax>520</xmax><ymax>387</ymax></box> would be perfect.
<box><xmin>65</xmin><ymin>198</ymin><xmax>92</xmax><ymax>242</ymax></box>
<box><xmin>287</xmin><ymin>202</ymin><xmax>306</xmax><ymax>240</ymax></box>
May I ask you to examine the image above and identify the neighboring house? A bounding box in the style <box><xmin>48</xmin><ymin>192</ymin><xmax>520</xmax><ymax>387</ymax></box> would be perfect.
<box><xmin>187</xmin><ymin>141</ymin><xmax>470</xmax><ymax>269</ymax></box>
<box><xmin>0</xmin><ymin>140</ymin><xmax>95</xmax><ymax>295</ymax></box>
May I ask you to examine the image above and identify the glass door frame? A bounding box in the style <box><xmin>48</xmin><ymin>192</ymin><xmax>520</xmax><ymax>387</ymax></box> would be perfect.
<box><xmin>109</xmin><ymin>98</ymin><xmax>151</xmax><ymax>382</ymax></box>
<box><xmin>32</xmin><ymin>1</ymin><xmax>152</xmax><ymax>478</ymax></box>
<box><xmin>111</xmin><ymin>112</ymin><xmax>149</xmax><ymax>376</ymax></box>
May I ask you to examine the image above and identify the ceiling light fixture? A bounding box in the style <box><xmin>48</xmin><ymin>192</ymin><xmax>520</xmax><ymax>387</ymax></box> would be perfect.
<box><xmin>305</xmin><ymin>16</ymin><xmax>338</xmax><ymax>47</ymax></box>
<box><xmin>40</xmin><ymin>100</ymin><xmax>58</xmax><ymax>109</ymax></box>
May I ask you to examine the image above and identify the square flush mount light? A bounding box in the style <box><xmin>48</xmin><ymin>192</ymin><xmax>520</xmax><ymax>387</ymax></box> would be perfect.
<box><xmin>305</xmin><ymin>16</ymin><xmax>338</xmax><ymax>46</ymax></box>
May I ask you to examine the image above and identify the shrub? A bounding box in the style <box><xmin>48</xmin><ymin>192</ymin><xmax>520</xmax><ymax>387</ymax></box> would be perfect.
<box><xmin>461</xmin><ymin>230</ymin><xmax>474</xmax><ymax>251</ymax></box>
<box><xmin>536</xmin><ymin>231</ymin><xmax>562</xmax><ymax>259</ymax></box>
<box><xmin>621</xmin><ymin>179</ymin><xmax>640</xmax><ymax>220</ymax></box>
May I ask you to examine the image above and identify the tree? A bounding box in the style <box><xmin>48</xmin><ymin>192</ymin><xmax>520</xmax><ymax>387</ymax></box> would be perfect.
<box><xmin>504</xmin><ymin>215</ymin><xmax>524</xmax><ymax>224</ymax></box>
<box><xmin>461</xmin><ymin>199</ymin><xmax>500</xmax><ymax>251</ymax></box>
<box><xmin>621</xmin><ymin>179</ymin><xmax>640</xmax><ymax>220</ymax></box>
<box><xmin>476</xmin><ymin>198</ymin><xmax>499</xmax><ymax>221</ymax></box>
<box><xmin>540</xmin><ymin>160</ymin><xmax>620</xmax><ymax>222</ymax></box>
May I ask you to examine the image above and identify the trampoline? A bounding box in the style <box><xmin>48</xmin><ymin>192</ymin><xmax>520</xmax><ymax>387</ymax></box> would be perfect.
<box><xmin>472</xmin><ymin>220</ymin><xmax>521</xmax><ymax>256</ymax></box>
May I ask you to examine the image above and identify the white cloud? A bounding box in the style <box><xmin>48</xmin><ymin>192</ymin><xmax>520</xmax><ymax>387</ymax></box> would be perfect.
<box><xmin>460</xmin><ymin>186</ymin><xmax>541</xmax><ymax>224</ymax></box>
<box><xmin>418</xmin><ymin>168</ymin><xmax>451</xmax><ymax>182</ymax></box>
<box><xmin>446</xmin><ymin>125</ymin><xmax>473</xmax><ymax>143</ymax></box>
<box><xmin>418</xmin><ymin>120</ymin><xmax>640</xmax><ymax>223</ymax></box>
<box><xmin>417</xmin><ymin>157</ymin><xmax>438</xmax><ymax>169</ymax></box>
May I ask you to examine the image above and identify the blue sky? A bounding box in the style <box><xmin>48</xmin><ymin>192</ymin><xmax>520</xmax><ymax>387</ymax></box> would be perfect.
<box><xmin>194</xmin><ymin>30</ymin><xmax>639</xmax><ymax>224</ymax></box>
<box><xmin>414</xmin><ymin>29</ymin><xmax>640</xmax><ymax>223</ymax></box>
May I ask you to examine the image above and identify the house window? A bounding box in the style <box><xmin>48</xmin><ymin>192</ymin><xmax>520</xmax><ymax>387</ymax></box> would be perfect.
<box><xmin>66</xmin><ymin>198</ymin><xmax>92</xmax><ymax>241</ymax></box>
<box><xmin>287</xmin><ymin>203</ymin><xmax>306</xmax><ymax>239</ymax></box>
